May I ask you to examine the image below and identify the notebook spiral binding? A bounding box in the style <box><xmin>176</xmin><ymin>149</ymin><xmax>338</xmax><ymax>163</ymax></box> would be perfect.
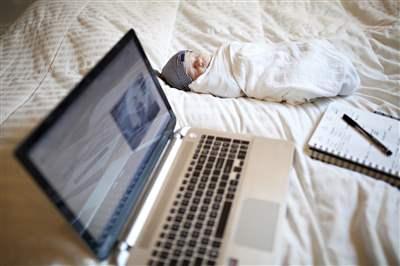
<box><xmin>310</xmin><ymin>147</ymin><xmax>400</xmax><ymax>189</ymax></box>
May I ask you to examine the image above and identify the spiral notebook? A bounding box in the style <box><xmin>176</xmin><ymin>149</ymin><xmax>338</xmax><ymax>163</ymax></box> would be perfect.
<box><xmin>308</xmin><ymin>102</ymin><xmax>400</xmax><ymax>188</ymax></box>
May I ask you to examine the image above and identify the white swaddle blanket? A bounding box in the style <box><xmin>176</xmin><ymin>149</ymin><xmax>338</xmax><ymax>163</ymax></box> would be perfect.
<box><xmin>189</xmin><ymin>41</ymin><xmax>360</xmax><ymax>104</ymax></box>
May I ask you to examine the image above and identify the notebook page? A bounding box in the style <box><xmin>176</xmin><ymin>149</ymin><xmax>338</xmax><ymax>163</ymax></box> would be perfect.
<box><xmin>308</xmin><ymin>102</ymin><xmax>400</xmax><ymax>177</ymax></box>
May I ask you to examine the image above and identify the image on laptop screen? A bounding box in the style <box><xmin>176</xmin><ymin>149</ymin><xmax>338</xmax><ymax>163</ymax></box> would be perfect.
<box><xmin>26</xmin><ymin>33</ymin><xmax>173</xmax><ymax>247</ymax></box>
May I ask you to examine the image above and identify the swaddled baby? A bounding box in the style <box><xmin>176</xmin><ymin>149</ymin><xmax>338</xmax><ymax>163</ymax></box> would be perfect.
<box><xmin>159</xmin><ymin>40</ymin><xmax>360</xmax><ymax>104</ymax></box>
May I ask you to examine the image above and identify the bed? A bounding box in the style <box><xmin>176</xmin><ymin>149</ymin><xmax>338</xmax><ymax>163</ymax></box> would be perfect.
<box><xmin>1</xmin><ymin>0</ymin><xmax>399</xmax><ymax>265</ymax></box>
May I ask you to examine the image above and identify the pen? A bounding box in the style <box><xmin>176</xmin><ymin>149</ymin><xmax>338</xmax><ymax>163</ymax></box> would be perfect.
<box><xmin>342</xmin><ymin>114</ymin><xmax>392</xmax><ymax>156</ymax></box>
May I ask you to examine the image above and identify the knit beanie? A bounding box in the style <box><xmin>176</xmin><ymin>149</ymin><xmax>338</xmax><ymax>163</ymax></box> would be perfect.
<box><xmin>160</xmin><ymin>50</ymin><xmax>192</xmax><ymax>91</ymax></box>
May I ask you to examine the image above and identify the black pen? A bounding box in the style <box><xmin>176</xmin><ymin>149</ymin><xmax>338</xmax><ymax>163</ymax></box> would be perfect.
<box><xmin>342</xmin><ymin>114</ymin><xmax>392</xmax><ymax>156</ymax></box>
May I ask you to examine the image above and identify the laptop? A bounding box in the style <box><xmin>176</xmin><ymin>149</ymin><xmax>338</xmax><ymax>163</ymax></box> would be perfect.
<box><xmin>15</xmin><ymin>29</ymin><xmax>294</xmax><ymax>265</ymax></box>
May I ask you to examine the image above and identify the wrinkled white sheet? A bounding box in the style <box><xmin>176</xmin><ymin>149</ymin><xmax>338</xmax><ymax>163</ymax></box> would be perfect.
<box><xmin>1</xmin><ymin>1</ymin><xmax>399</xmax><ymax>266</ymax></box>
<box><xmin>190</xmin><ymin>41</ymin><xmax>360</xmax><ymax>104</ymax></box>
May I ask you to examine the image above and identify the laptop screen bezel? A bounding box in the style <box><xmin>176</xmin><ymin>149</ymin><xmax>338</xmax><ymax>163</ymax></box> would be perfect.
<box><xmin>14</xmin><ymin>29</ymin><xmax>176</xmax><ymax>260</ymax></box>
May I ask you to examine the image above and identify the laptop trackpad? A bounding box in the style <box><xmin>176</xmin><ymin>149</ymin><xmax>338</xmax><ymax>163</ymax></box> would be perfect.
<box><xmin>234</xmin><ymin>198</ymin><xmax>280</xmax><ymax>252</ymax></box>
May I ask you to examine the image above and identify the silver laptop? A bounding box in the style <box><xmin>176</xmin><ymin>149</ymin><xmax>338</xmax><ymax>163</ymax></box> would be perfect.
<box><xmin>15</xmin><ymin>29</ymin><xmax>294</xmax><ymax>265</ymax></box>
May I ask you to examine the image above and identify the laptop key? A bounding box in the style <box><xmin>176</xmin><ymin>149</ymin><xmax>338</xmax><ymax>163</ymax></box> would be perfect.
<box><xmin>185</xmin><ymin>249</ymin><xmax>193</xmax><ymax>256</ymax></box>
<box><xmin>218</xmin><ymin>181</ymin><xmax>227</xmax><ymax>188</ymax></box>
<box><xmin>233</xmin><ymin>166</ymin><xmax>242</xmax><ymax>172</ymax></box>
<box><xmin>173</xmin><ymin>249</ymin><xmax>181</xmax><ymax>256</ymax></box>
<box><xmin>181</xmin><ymin>199</ymin><xmax>189</xmax><ymax>206</ymax></box>
<box><xmin>209</xmin><ymin>249</ymin><xmax>218</xmax><ymax>258</ymax></box>
<box><xmin>180</xmin><ymin>230</ymin><xmax>188</xmax><ymax>238</ymax></box>
<box><xmin>216</xmin><ymin>158</ymin><xmax>224</xmax><ymax>169</ymax></box>
<box><xmin>195</xmin><ymin>257</ymin><xmax>203</xmax><ymax>266</ymax></box>
<box><xmin>198</xmin><ymin>246</ymin><xmax>207</xmax><ymax>255</ymax></box>
<box><xmin>164</xmin><ymin>241</ymin><xmax>172</xmax><ymax>249</ymax></box>
<box><xmin>224</xmin><ymin>159</ymin><xmax>233</xmax><ymax>173</ymax></box>
<box><xmin>212</xmin><ymin>240</ymin><xmax>221</xmax><ymax>248</ymax></box>
<box><xmin>198</xmin><ymin>213</ymin><xmax>206</xmax><ymax>220</ymax></box>
<box><xmin>192</xmin><ymin>230</ymin><xmax>200</xmax><ymax>238</ymax></box>
<box><xmin>238</xmin><ymin>151</ymin><xmax>246</xmax><ymax>159</ymax></box>
<box><xmin>198</xmin><ymin>182</ymin><xmax>206</xmax><ymax>189</ymax></box>
<box><xmin>201</xmin><ymin>238</ymin><xmax>209</xmax><ymax>245</ymax></box>
<box><xmin>204</xmin><ymin>228</ymin><xmax>212</xmax><ymax>236</ymax></box>
<box><xmin>207</xmin><ymin>260</ymin><xmax>216</xmax><ymax>266</ymax></box>
<box><xmin>195</xmin><ymin>222</ymin><xmax>203</xmax><ymax>229</ymax></box>
<box><xmin>167</xmin><ymin>233</ymin><xmax>176</xmax><ymax>240</ymax></box>
<box><xmin>160</xmin><ymin>251</ymin><xmax>169</xmax><ymax>259</ymax></box>
<box><xmin>183</xmin><ymin>222</ymin><xmax>191</xmax><ymax>229</ymax></box>
<box><xmin>189</xmin><ymin>239</ymin><xmax>197</xmax><ymax>247</ymax></box>
<box><xmin>215</xmin><ymin>201</ymin><xmax>232</xmax><ymax>238</ymax></box>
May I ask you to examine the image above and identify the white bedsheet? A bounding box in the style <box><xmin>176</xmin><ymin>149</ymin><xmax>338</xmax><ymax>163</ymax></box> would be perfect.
<box><xmin>1</xmin><ymin>1</ymin><xmax>399</xmax><ymax>265</ymax></box>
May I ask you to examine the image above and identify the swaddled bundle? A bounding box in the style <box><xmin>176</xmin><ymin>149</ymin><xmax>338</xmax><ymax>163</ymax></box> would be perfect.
<box><xmin>160</xmin><ymin>40</ymin><xmax>360</xmax><ymax>104</ymax></box>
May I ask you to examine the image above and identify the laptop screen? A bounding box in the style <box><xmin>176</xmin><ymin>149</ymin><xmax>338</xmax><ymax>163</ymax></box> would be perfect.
<box><xmin>15</xmin><ymin>30</ymin><xmax>175</xmax><ymax>259</ymax></box>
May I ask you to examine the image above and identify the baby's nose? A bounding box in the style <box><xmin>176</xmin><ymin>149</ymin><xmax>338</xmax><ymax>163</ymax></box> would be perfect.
<box><xmin>194</xmin><ymin>57</ymin><xmax>204</xmax><ymax>68</ymax></box>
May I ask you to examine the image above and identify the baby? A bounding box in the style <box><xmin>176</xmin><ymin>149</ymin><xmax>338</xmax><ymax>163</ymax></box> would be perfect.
<box><xmin>159</xmin><ymin>41</ymin><xmax>360</xmax><ymax>104</ymax></box>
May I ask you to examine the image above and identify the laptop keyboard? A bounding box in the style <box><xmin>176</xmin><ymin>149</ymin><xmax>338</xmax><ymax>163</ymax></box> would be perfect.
<box><xmin>148</xmin><ymin>135</ymin><xmax>249</xmax><ymax>266</ymax></box>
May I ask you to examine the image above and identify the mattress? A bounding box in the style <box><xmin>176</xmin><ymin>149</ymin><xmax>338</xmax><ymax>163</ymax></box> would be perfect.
<box><xmin>1</xmin><ymin>0</ymin><xmax>399</xmax><ymax>265</ymax></box>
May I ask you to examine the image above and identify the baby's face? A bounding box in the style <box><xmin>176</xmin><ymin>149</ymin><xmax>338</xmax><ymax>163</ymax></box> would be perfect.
<box><xmin>184</xmin><ymin>51</ymin><xmax>211</xmax><ymax>81</ymax></box>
